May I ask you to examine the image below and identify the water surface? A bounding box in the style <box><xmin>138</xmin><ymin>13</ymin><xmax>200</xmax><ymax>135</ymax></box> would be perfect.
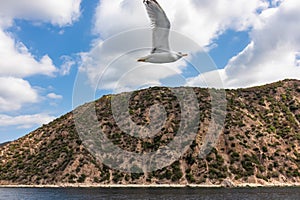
<box><xmin>0</xmin><ymin>187</ymin><xmax>300</xmax><ymax>200</ymax></box>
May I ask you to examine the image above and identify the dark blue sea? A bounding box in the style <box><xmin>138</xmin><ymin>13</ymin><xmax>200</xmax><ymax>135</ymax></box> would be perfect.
<box><xmin>0</xmin><ymin>187</ymin><xmax>300</xmax><ymax>200</ymax></box>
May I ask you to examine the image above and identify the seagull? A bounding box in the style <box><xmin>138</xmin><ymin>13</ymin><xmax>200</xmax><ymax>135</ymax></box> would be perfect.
<box><xmin>137</xmin><ymin>0</ymin><xmax>188</xmax><ymax>63</ymax></box>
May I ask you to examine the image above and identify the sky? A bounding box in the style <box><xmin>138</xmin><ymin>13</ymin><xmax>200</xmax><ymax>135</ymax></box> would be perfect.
<box><xmin>0</xmin><ymin>0</ymin><xmax>299</xmax><ymax>143</ymax></box>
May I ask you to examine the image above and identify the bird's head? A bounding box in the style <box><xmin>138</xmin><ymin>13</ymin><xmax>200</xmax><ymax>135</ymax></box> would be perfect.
<box><xmin>137</xmin><ymin>57</ymin><xmax>148</xmax><ymax>62</ymax></box>
<box><xmin>177</xmin><ymin>52</ymin><xmax>188</xmax><ymax>58</ymax></box>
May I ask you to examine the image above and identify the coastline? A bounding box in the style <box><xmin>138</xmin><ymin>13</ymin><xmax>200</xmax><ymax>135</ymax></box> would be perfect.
<box><xmin>0</xmin><ymin>183</ymin><xmax>300</xmax><ymax>188</ymax></box>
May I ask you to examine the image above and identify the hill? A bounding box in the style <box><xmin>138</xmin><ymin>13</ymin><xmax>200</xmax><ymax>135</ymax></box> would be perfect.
<box><xmin>0</xmin><ymin>142</ymin><xmax>10</xmax><ymax>147</ymax></box>
<box><xmin>0</xmin><ymin>79</ymin><xmax>299</xmax><ymax>186</ymax></box>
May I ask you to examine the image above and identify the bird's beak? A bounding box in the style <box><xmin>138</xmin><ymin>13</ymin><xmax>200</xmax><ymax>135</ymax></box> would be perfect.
<box><xmin>137</xmin><ymin>58</ymin><xmax>146</xmax><ymax>62</ymax></box>
<box><xmin>182</xmin><ymin>54</ymin><xmax>188</xmax><ymax>57</ymax></box>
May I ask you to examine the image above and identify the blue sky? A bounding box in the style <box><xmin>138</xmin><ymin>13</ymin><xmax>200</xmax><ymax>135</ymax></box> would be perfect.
<box><xmin>0</xmin><ymin>0</ymin><xmax>299</xmax><ymax>142</ymax></box>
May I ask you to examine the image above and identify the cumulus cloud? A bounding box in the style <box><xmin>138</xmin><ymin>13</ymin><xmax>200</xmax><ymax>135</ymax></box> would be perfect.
<box><xmin>0</xmin><ymin>0</ymin><xmax>82</xmax><ymax>142</ymax></box>
<box><xmin>188</xmin><ymin>0</ymin><xmax>300</xmax><ymax>88</ymax></box>
<box><xmin>59</xmin><ymin>55</ymin><xmax>76</xmax><ymax>76</ymax></box>
<box><xmin>0</xmin><ymin>0</ymin><xmax>82</xmax><ymax>78</ymax></box>
<box><xmin>47</xmin><ymin>93</ymin><xmax>63</xmax><ymax>100</ymax></box>
<box><xmin>0</xmin><ymin>113</ymin><xmax>55</xmax><ymax>129</ymax></box>
<box><xmin>81</xmin><ymin>0</ymin><xmax>268</xmax><ymax>92</ymax></box>
<box><xmin>0</xmin><ymin>77</ymin><xmax>38</xmax><ymax>112</ymax></box>
<box><xmin>0</xmin><ymin>15</ymin><xmax>13</xmax><ymax>29</ymax></box>
<box><xmin>93</xmin><ymin>0</ymin><xmax>267</xmax><ymax>45</ymax></box>
<box><xmin>0</xmin><ymin>0</ymin><xmax>82</xmax><ymax>115</ymax></box>
<box><xmin>0</xmin><ymin>30</ymin><xmax>57</xmax><ymax>77</ymax></box>
<box><xmin>0</xmin><ymin>0</ymin><xmax>81</xmax><ymax>27</ymax></box>
<box><xmin>79</xmin><ymin>28</ymin><xmax>204</xmax><ymax>91</ymax></box>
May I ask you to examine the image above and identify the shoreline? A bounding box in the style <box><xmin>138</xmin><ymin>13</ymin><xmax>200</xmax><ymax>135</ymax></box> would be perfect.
<box><xmin>0</xmin><ymin>183</ymin><xmax>300</xmax><ymax>188</ymax></box>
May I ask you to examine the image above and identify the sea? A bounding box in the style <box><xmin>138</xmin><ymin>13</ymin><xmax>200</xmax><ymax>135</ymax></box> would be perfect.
<box><xmin>0</xmin><ymin>187</ymin><xmax>300</xmax><ymax>200</ymax></box>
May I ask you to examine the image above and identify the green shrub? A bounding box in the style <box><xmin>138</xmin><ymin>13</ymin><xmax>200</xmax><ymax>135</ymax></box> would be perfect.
<box><xmin>262</xmin><ymin>146</ymin><xmax>268</xmax><ymax>153</ymax></box>
<box><xmin>77</xmin><ymin>174</ymin><xmax>86</xmax><ymax>183</ymax></box>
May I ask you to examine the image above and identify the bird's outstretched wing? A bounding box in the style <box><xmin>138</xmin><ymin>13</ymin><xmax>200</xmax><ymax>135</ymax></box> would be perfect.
<box><xmin>143</xmin><ymin>0</ymin><xmax>170</xmax><ymax>53</ymax></box>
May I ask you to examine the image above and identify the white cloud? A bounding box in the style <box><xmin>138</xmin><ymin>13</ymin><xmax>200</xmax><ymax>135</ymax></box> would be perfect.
<box><xmin>0</xmin><ymin>30</ymin><xmax>57</xmax><ymax>77</ymax></box>
<box><xmin>187</xmin><ymin>69</ymin><xmax>227</xmax><ymax>89</ymax></box>
<box><xmin>0</xmin><ymin>113</ymin><xmax>55</xmax><ymax>129</ymax></box>
<box><xmin>93</xmin><ymin>0</ymin><xmax>267</xmax><ymax>45</ymax></box>
<box><xmin>0</xmin><ymin>0</ymin><xmax>82</xmax><ymax>141</ymax></box>
<box><xmin>79</xmin><ymin>28</ymin><xmax>198</xmax><ymax>91</ymax></box>
<box><xmin>59</xmin><ymin>55</ymin><xmax>76</xmax><ymax>76</ymax></box>
<box><xmin>0</xmin><ymin>77</ymin><xmax>38</xmax><ymax>112</ymax></box>
<box><xmin>47</xmin><ymin>93</ymin><xmax>63</xmax><ymax>100</ymax></box>
<box><xmin>93</xmin><ymin>0</ymin><xmax>148</xmax><ymax>38</ymax></box>
<box><xmin>0</xmin><ymin>15</ymin><xmax>13</xmax><ymax>29</ymax></box>
<box><xmin>188</xmin><ymin>0</ymin><xmax>300</xmax><ymax>88</ymax></box>
<box><xmin>0</xmin><ymin>0</ymin><xmax>82</xmax><ymax>116</ymax></box>
<box><xmin>0</xmin><ymin>0</ymin><xmax>82</xmax><ymax>78</ymax></box>
<box><xmin>0</xmin><ymin>0</ymin><xmax>81</xmax><ymax>27</ymax></box>
<box><xmin>270</xmin><ymin>0</ymin><xmax>284</xmax><ymax>7</ymax></box>
<box><xmin>81</xmin><ymin>0</ymin><xmax>269</xmax><ymax>92</ymax></box>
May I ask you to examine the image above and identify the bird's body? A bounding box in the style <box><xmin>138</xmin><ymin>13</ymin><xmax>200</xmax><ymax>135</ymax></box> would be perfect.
<box><xmin>138</xmin><ymin>52</ymin><xmax>181</xmax><ymax>63</ymax></box>
<box><xmin>138</xmin><ymin>0</ymin><xmax>187</xmax><ymax>63</ymax></box>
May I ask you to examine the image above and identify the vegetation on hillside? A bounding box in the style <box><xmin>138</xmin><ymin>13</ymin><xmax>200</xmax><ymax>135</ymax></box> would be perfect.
<box><xmin>0</xmin><ymin>79</ymin><xmax>299</xmax><ymax>185</ymax></box>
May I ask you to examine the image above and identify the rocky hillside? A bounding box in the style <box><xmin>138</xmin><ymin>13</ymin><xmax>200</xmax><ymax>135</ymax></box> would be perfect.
<box><xmin>0</xmin><ymin>79</ymin><xmax>299</xmax><ymax>186</ymax></box>
<box><xmin>0</xmin><ymin>142</ymin><xmax>10</xmax><ymax>147</ymax></box>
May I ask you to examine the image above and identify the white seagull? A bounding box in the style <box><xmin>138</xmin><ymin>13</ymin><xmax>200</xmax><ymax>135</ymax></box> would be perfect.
<box><xmin>138</xmin><ymin>0</ymin><xmax>188</xmax><ymax>63</ymax></box>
